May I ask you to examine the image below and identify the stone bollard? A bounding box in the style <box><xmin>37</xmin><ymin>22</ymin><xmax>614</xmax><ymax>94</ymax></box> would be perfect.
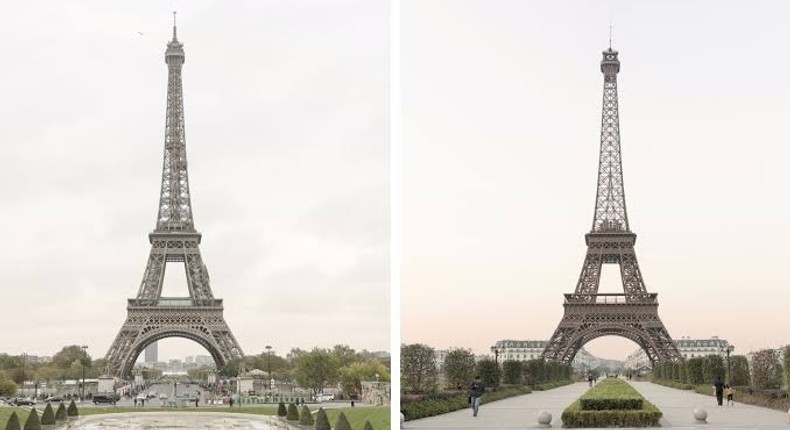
<box><xmin>400</xmin><ymin>412</ymin><xmax>405</xmax><ymax>428</ymax></box>
<box><xmin>787</xmin><ymin>408</ymin><xmax>790</xmax><ymax>424</ymax></box>
<box><xmin>537</xmin><ymin>410</ymin><xmax>552</xmax><ymax>427</ymax></box>
<box><xmin>693</xmin><ymin>406</ymin><xmax>708</xmax><ymax>423</ymax></box>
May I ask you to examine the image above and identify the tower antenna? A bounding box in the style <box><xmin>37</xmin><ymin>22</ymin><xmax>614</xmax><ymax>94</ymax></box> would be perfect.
<box><xmin>608</xmin><ymin>22</ymin><xmax>613</xmax><ymax>50</ymax></box>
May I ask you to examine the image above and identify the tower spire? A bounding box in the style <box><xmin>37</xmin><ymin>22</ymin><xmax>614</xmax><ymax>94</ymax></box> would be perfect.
<box><xmin>608</xmin><ymin>23</ymin><xmax>612</xmax><ymax>50</ymax></box>
<box><xmin>172</xmin><ymin>11</ymin><xmax>177</xmax><ymax>41</ymax></box>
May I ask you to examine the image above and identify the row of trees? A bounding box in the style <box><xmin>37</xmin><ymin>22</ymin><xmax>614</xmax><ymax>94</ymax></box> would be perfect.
<box><xmin>0</xmin><ymin>346</ymin><xmax>104</xmax><ymax>396</ymax></box>
<box><xmin>193</xmin><ymin>345</ymin><xmax>391</xmax><ymax>397</ymax></box>
<box><xmin>654</xmin><ymin>346</ymin><xmax>790</xmax><ymax>389</ymax></box>
<box><xmin>401</xmin><ymin>344</ymin><xmax>572</xmax><ymax>394</ymax></box>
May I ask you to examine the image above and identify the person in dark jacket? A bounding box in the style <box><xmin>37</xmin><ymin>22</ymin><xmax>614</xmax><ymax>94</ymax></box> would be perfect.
<box><xmin>469</xmin><ymin>376</ymin><xmax>485</xmax><ymax>417</ymax></box>
<box><xmin>713</xmin><ymin>376</ymin><xmax>725</xmax><ymax>406</ymax></box>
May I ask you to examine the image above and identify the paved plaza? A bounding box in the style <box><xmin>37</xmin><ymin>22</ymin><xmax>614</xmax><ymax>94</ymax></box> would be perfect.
<box><xmin>66</xmin><ymin>412</ymin><xmax>277</xmax><ymax>429</ymax></box>
<box><xmin>404</xmin><ymin>380</ymin><xmax>790</xmax><ymax>429</ymax></box>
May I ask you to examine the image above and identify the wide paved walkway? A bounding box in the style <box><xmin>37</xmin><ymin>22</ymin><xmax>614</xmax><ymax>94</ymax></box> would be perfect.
<box><xmin>404</xmin><ymin>380</ymin><xmax>790</xmax><ymax>429</ymax></box>
<box><xmin>627</xmin><ymin>380</ymin><xmax>788</xmax><ymax>428</ymax></box>
<box><xmin>403</xmin><ymin>382</ymin><xmax>589</xmax><ymax>429</ymax></box>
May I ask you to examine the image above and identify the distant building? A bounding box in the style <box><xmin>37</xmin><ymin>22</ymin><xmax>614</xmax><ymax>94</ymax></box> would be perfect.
<box><xmin>195</xmin><ymin>355</ymin><xmax>213</xmax><ymax>366</ymax></box>
<box><xmin>492</xmin><ymin>340</ymin><xmax>604</xmax><ymax>372</ymax></box>
<box><xmin>185</xmin><ymin>356</ymin><xmax>195</xmax><ymax>364</ymax></box>
<box><xmin>144</xmin><ymin>343</ymin><xmax>158</xmax><ymax>363</ymax></box>
<box><xmin>625</xmin><ymin>336</ymin><xmax>730</xmax><ymax>370</ymax></box>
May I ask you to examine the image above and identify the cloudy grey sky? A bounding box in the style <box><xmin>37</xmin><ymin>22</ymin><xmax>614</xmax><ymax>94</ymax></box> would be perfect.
<box><xmin>401</xmin><ymin>0</ymin><xmax>790</xmax><ymax>360</ymax></box>
<box><xmin>0</xmin><ymin>0</ymin><xmax>389</xmax><ymax>361</ymax></box>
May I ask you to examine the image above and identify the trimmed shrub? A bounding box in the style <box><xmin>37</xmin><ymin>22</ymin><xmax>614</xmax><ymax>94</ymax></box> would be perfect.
<box><xmin>401</xmin><ymin>385</ymin><xmax>535</xmax><ymax>420</ymax></box>
<box><xmin>561</xmin><ymin>400</ymin><xmax>662</xmax><ymax>427</ymax></box>
<box><xmin>334</xmin><ymin>412</ymin><xmax>352</xmax><ymax>430</ymax></box>
<box><xmin>364</xmin><ymin>420</ymin><xmax>374</xmax><ymax>430</ymax></box>
<box><xmin>299</xmin><ymin>405</ymin><xmax>314</xmax><ymax>425</ymax></box>
<box><xmin>277</xmin><ymin>401</ymin><xmax>287</xmax><ymax>416</ymax></box>
<box><xmin>55</xmin><ymin>403</ymin><xmax>67</xmax><ymax>420</ymax></box>
<box><xmin>67</xmin><ymin>400</ymin><xmax>79</xmax><ymax>417</ymax></box>
<box><xmin>286</xmin><ymin>403</ymin><xmax>299</xmax><ymax>421</ymax></box>
<box><xmin>578</xmin><ymin>379</ymin><xmax>644</xmax><ymax>410</ymax></box>
<box><xmin>314</xmin><ymin>408</ymin><xmax>330</xmax><ymax>430</ymax></box>
<box><xmin>5</xmin><ymin>411</ymin><xmax>21</xmax><ymax>430</ymax></box>
<box><xmin>40</xmin><ymin>404</ymin><xmax>56</xmax><ymax>425</ymax></box>
<box><xmin>23</xmin><ymin>408</ymin><xmax>41</xmax><ymax>430</ymax></box>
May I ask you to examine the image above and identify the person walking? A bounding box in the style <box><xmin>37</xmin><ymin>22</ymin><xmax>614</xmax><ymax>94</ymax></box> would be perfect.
<box><xmin>725</xmin><ymin>385</ymin><xmax>735</xmax><ymax>406</ymax></box>
<box><xmin>468</xmin><ymin>376</ymin><xmax>485</xmax><ymax>417</ymax></box>
<box><xmin>713</xmin><ymin>376</ymin><xmax>725</xmax><ymax>407</ymax></box>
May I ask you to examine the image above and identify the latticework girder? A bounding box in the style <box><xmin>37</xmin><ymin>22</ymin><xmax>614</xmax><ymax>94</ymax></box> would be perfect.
<box><xmin>105</xmin><ymin>22</ymin><xmax>243</xmax><ymax>379</ymax></box>
<box><xmin>542</xmin><ymin>47</ymin><xmax>681</xmax><ymax>366</ymax></box>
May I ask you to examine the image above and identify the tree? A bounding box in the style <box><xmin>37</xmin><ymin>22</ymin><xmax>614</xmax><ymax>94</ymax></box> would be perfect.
<box><xmin>332</xmin><ymin>345</ymin><xmax>360</xmax><ymax>368</ymax></box>
<box><xmin>751</xmin><ymin>349</ymin><xmax>782</xmax><ymax>389</ymax></box>
<box><xmin>0</xmin><ymin>371</ymin><xmax>18</xmax><ymax>397</ymax></box>
<box><xmin>729</xmin><ymin>355</ymin><xmax>750</xmax><ymax>386</ymax></box>
<box><xmin>277</xmin><ymin>402</ymin><xmax>287</xmax><ymax>416</ymax></box>
<box><xmin>286</xmin><ymin>403</ymin><xmax>299</xmax><ymax>421</ymax></box>
<box><xmin>443</xmin><ymin>348</ymin><xmax>475</xmax><ymax>390</ymax></box>
<box><xmin>314</xmin><ymin>408</ymin><xmax>330</xmax><ymax>430</ymax></box>
<box><xmin>476</xmin><ymin>358</ymin><xmax>498</xmax><ymax>386</ymax></box>
<box><xmin>221</xmin><ymin>358</ymin><xmax>243</xmax><ymax>378</ymax></box>
<box><xmin>23</xmin><ymin>408</ymin><xmax>40</xmax><ymax>430</ymax></box>
<box><xmin>294</xmin><ymin>349</ymin><xmax>340</xmax><ymax>397</ymax></box>
<box><xmin>364</xmin><ymin>421</ymin><xmax>374</xmax><ymax>430</ymax></box>
<box><xmin>783</xmin><ymin>346</ymin><xmax>790</xmax><ymax>389</ymax></box>
<box><xmin>52</xmin><ymin>346</ymin><xmax>91</xmax><ymax>369</ymax></box>
<box><xmin>702</xmin><ymin>355</ymin><xmax>725</xmax><ymax>383</ymax></box>
<box><xmin>299</xmin><ymin>405</ymin><xmax>314</xmax><ymax>425</ymax></box>
<box><xmin>340</xmin><ymin>360</ymin><xmax>390</xmax><ymax>396</ymax></box>
<box><xmin>55</xmin><ymin>403</ymin><xmax>67</xmax><ymax>421</ymax></box>
<box><xmin>335</xmin><ymin>412</ymin><xmax>352</xmax><ymax>430</ymax></box>
<box><xmin>502</xmin><ymin>360</ymin><xmax>523</xmax><ymax>385</ymax></box>
<box><xmin>67</xmin><ymin>400</ymin><xmax>79</xmax><ymax>417</ymax></box>
<box><xmin>40</xmin><ymin>404</ymin><xmax>55</xmax><ymax>425</ymax></box>
<box><xmin>401</xmin><ymin>344</ymin><xmax>437</xmax><ymax>394</ymax></box>
<box><xmin>5</xmin><ymin>411</ymin><xmax>20</xmax><ymax>430</ymax></box>
<box><xmin>686</xmin><ymin>357</ymin><xmax>705</xmax><ymax>384</ymax></box>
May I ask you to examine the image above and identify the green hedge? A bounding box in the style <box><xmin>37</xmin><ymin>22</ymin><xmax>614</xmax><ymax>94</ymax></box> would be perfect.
<box><xmin>401</xmin><ymin>385</ymin><xmax>533</xmax><ymax>421</ymax></box>
<box><xmin>562</xmin><ymin>400</ymin><xmax>661</xmax><ymax>428</ymax></box>
<box><xmin>578</xmin><ymin>379</ymin><xmax>643</xmax><ymax>411</ymax></box>
<box><xmin>561</xmin><ymin>379</ymin><xmax>661</xmax><ymax>428</ymax></box>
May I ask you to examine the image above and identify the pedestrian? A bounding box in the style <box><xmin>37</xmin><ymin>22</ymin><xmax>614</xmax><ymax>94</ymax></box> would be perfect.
<box><xmin>229</xmin><ymin>396</ymin><xmax>234</xmax><ymax>408</ymax></box>
<box><xmin>713</xmin><ymin>376</ymin><xmax>725</xmax><ymax>407</ymax></box>
<box><xmin>725</xmin><ymin>384</ymin><xmax>735</xmax><ymax>406</ymax></box>
<box><xmin>468</xmin><ymin>376</ymin><xmax>485</xmax><ymax>417</ymax></box>
<box><xmin>134</xmin><ymin>397</ymin><xmax>138</xmax><ymax>407</ymax></box>
<box><xmin>195</xmin><ymin>397</ymin><xmax>199</xmax><ymax>408</ymax></box>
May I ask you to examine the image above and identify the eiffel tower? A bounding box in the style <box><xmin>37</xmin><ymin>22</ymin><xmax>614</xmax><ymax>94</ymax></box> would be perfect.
<box><xmin>105</xmin><ymin>17</ymin><xmax>244</xmax><ymax>378</ymax></box>
<box><xmin>541</xmin><ymin>45</ymin><xmax>683</xmax><ymax>365</ymax></box>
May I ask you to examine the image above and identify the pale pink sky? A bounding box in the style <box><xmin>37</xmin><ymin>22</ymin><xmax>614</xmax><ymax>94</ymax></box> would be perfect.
<box><xmin>401</xmin><ymin>0</ymin><xmax>790</xmax><ymax>360</ymax></box>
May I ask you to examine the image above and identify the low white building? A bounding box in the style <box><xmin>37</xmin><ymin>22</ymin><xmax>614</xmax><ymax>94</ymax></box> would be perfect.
<box><xmin>624</xmin><ymin>336</ymin><xmax>731</xmax><ymax>370</ymax></box>
<box><xmin>492</xmin><ymin>340</ymin><xmax>601</xmax><ymax>372</ymax></box>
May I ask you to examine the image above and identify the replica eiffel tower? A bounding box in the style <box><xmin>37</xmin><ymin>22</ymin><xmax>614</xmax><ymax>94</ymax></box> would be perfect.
<box><xmin>541</xmin><ymin>45</ymin><xmax>683</xmax><ymax>365</ymax></box>
<box><xmin>105</xmin><ymin>17</ymin><xmax>244</xmax><ymax>378</ymax></box>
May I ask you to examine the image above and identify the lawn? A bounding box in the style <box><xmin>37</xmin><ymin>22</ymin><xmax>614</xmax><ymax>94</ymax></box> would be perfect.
<box><xmin>0</xmin><ymin>408</ymin><xmax>30</xmax><ymax>428</ymax></box>
<box><xmin>324</xmin><ymin>406</ymin><xmax>390</xmax><ymax>430</ymax></box>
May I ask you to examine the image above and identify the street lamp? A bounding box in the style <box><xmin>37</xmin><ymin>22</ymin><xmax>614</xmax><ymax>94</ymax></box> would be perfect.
<box><xmin>21</xmin><ymin>353</ymin><xmax>27</xmax><ymax>398</ymax></box>
<box><xmin>265</xmin><ymin>345</ymin><xmax>273</xmax><ymax>391</ymax></box>
<box><xmin>726</xmin><ymin>345</ymin><xmax>735</xmax><ymax>385</ymax></box>
<box><xmin>80</xmin><ymin>345</ymin><xmax>88</xmax><ymax>402</ymax></box>
<box><xmin>490</xmin><ymin>345</ymin><xmax>500</xmax><ymax>387</ymax></box>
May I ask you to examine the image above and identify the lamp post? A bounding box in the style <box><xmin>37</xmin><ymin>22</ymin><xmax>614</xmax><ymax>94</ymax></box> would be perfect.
<box><xmin>265</xmin><ymin>345</ymin><xmax>273</xmax><ymax>391</ymax></box>
<box><xmin>490</xmin><ymin>346</ymin><xmax>500</xmax><ymax>387</ymax></box>
<box><xmin>21</xmin><ymin>353</ymin><xmax>27</xmax><ymax>398</ymax></box>
<box><xmin>80</xmin><ymin>345</ymin><xmax>88</xmax><ymax>402</ymax></box>
<box><xmin>726</xmin><ymin>345</ymin><xmax>735</xmax><ymax>385</ymax></box>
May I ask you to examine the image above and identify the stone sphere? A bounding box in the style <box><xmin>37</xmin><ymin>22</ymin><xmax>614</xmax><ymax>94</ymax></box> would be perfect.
<box><xmin>693</xmin><ymin>407</ymin><xmax>708</xmax><ymax>422</ymax></box>
<box><xmin>537</xmin><ymin>410</ymin><xmax>552</xmax><ymax>426</ymax></box>
<box><xmin>400</xmin><ymin>412</ymin><xmax>405</xmax><ymax>428</ymax></box>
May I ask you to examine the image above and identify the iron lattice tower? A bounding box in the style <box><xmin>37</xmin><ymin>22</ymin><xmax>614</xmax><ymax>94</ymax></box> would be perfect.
<box><xmin>105</xmin><ymin>20</ymin><xmax>244</xmax><ymax>378</ymax></box>
<box><xmin>541</xmin><ymin>47</ymin><xmax>683</xmax><ymax>365</ymax></box>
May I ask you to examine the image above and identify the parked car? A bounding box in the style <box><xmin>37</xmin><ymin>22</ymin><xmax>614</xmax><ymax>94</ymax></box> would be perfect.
<box><xmin>313</xmin><ymin>393</ymin><xmax>335</xmax><ymax>402</ymax></box>
<box><xmin>92</xmin><ymin>394</ymin><xmax>120</xmax><ymax>405</ymax></box>
<box><xmin>8</xmin><ymin>397</ymin><xmax>36</xmax><ymax>406</ymax></box>
<box><xmin>45</xmin><ymin>396</ymin><xmax>63</xmax><ymax>403</ymax></box>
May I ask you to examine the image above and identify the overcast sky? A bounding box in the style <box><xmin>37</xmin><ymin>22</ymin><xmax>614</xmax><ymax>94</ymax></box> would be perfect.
<box><xmin>0</xmin><ymin>0</ymin><xmax>389</xmax><ymax>361</ymax></box>
<box><xmin>401</xmin><ymin>0</ymin><xmax>790</xmax><ymax>360</ymax></box>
